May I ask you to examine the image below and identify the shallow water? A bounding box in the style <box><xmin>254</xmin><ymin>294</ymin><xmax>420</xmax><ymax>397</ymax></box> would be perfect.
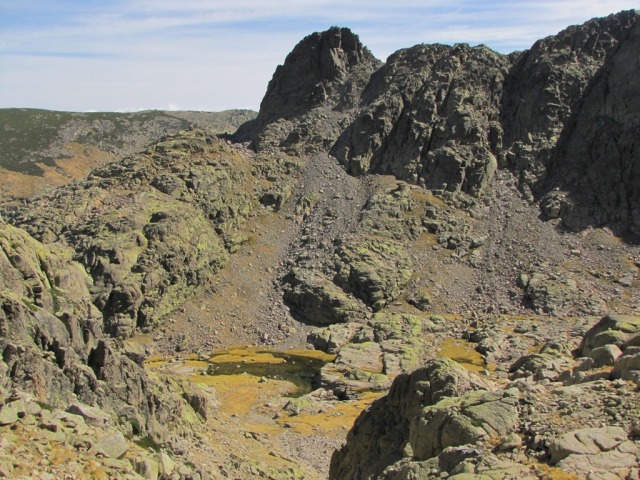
<box><xmin>205</xmin><ymin>347</ymin><xmax>335</xmax><ymax>395</ymax></box>
<box><xmin>147</xmin><ymin>346</ymin><xmax>336</xmax><ymax>396</ymax></box>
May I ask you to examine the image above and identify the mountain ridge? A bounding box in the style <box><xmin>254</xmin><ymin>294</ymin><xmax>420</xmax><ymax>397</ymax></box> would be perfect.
<box><xmin>242</xmin><ymin>9</ymin><xmax>640</xmax><ymax>236</ymax></box>
<box><xmin>0</xmin><ymin>10</ymin><xmax>639</xmax><ymax>480</ymax></box>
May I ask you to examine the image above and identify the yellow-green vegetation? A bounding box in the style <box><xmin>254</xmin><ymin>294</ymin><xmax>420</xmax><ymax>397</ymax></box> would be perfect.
<box><xmin>438</xmin><ymin>338</ymin><xmax>487</xmax><ymax>372</ymax></box>
<box><xmin>527</xmin><ymin>462</ymin><xmax>584</xmax><ymax>480</ymax></box>
<box><xmin>193</xmin><ymin>374</ymin><xmax>296</xmax><ymax>417</ymax></box>
<box><xmin>148</xmin><ymin>347</ymin><xmax>336</xmax><ymax>397</ymax></box>
<box><xmin>275</xmin><ymin>391</ymin><xmax>383</xmax><ymax>436</ymax></box>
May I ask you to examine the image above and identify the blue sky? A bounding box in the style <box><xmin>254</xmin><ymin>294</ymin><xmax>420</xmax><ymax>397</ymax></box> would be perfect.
<box><xmin>0</xmin><ymin>1</ymin><xmax>637</xmax><ymax>112</ymax></box>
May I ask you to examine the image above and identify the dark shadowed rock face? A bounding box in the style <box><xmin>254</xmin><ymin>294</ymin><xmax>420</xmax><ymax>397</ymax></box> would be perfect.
<box><xmin>502</xmin><ymin>10</ymin><xmax>640</xmax><ymax>233</ymax></box>
<box><xmin>333</xmin><ymin>43</ymin><xmax>508</xmax><ymax>196</ymax></box>
<box><xmin>245</xmin><ymin>11</ymin><xmax>640</xmax><ymax>233</ymax></box>
<box><xmin>238</xmin><ymin>27</ymin><xmax>382</xmax><ymax>154</ymax></box>
<box><xmin>536</xmin><ymin>15</ymin><xmax>640</xmax><ymax>233</ymax></box>
<box><xmin>258</xmin><ymin>27</ymin><xmax>374</xmax><ymax>119</ymax></box>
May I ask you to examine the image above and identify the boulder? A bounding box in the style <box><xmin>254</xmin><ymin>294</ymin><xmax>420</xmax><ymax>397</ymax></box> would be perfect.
<box><xmin>156</xmin><ymin>452</ymin><xmax>175</xmax><ymax>478</ymax></box>
<box><xmin>307</xmin><ymin>323</ymin><xmax>362</xmax><ymax>353</ymax></box>
<box><xmin>509</xmin><ymin>342</ymin><xmax>572</xmax><ymax>380</ymax></box>
<box><xmin>549</xmin><ymin>427</ymin><xmax>639</xmax><ymax>480</ymax></box>
<box><xmin>131</xmin><ymin>457</ymin><xmax>159</xmax><ymax>480</ymax></box>
<box><xmin>612</xmin><ymin>352</ymin><xmax>640</xmax><ymax>386</ymax></box>
<box><xmin>333</xmin><ymin>239</ymin><xmax>412</xmax><ymax>311</ymax></box>
<box><xmin>588</xmin><ymin>344</ymin><xmax>623</xmax><ymax>367</ymax></box>
<box><xmin>93</xmin><ymin>432</ymin><xmax>130</xmax><ymax>459</ymax></box>
<box><xmin>67</xmin><ymin>403</ymin><xmax>110</xmax><ymax>427</ymax></box>
<box><xmin>0</xmin><ymin>399</ymin><xmax>25</xmax><ymax>426</ymax></box>
<box><xmin>579</xmin><ymin>314</ymin><xmax>640</xmax><ymax>356</ymax></box>
<box><xmin>409</xmin><ymin>389</ymin><xmax>520</xmax><ymax>461</ymax></box>
<box><xmin>283</xmin><ymin>268</ymin><xmax>366</xmax><ymax>325</ymax></box>
<box><xmin>329</xmin><ymin>358</ymin><xmax>491</xmax><ymax>479</ymax></box>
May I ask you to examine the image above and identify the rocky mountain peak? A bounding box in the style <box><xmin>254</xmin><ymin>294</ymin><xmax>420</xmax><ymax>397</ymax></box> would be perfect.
<box><xmin>238</xmin><ymin>27</ymin><xmax>382</xmax><ymax>154</ymax></box>
<box><xmin>258</xmin><ymin>27</ymin><xmax>376</xmax><ymax>119</ymax></box>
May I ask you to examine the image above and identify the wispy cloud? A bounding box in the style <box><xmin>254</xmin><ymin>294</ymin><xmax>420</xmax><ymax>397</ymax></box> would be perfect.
<box><xmin>0</xmin><ymin>0</ymin><xmax>636</xmax><ymax>111</ymax></box>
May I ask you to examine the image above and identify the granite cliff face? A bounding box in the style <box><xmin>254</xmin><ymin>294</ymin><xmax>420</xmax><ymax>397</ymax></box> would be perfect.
<box><xmin>238</xmin><ymin>27</ymin><xmax>382</xmax><ymax>154</ymax></box>
<box><xmin>247</xmin><ymin>10</ymin><xmax>640</xmax><ymax>234</ymax></box>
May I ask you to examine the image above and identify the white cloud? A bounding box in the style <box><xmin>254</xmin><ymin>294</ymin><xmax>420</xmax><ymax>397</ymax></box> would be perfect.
<box><xmin>0</xmin><ymin>0</ymin><xmax>637</xmax><ymax>111</ymax></box>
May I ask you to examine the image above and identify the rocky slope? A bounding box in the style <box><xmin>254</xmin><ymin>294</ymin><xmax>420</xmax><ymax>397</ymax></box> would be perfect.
<box><xmin>0</xmin><ymin>218</ymin><xmax>218</xmax><ymax>478</ymax></box>
<box><xmin>0</xmin><ymin>9</ymin><xmax>639</xmax><ymax>480</ymax></box>
<box><xmin>330</xmin><ymin>316</ymin><xmax>640</xmax><ymax>480</ymax></box>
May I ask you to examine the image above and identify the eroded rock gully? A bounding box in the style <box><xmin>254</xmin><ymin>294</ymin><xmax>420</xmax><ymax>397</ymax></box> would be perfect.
<box><xmin>0</xmin><ymin>9</ymin><xmax>639</xmax><ymax>480</ymax></box>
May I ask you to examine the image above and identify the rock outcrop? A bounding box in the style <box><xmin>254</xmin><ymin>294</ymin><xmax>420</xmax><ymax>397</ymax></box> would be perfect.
<box><xmin>503</xmin><ymin>12</ymin><xmax>640</xmax><ymax>233</ymax></box>
<box><xmin>330</xmin><ymin>315</ymin><xmax>640</xmax><ymax>480</ymax></box>
<box><xmin>5</xmin><ymin>130</ymin><xmax>294</xmax><ymax>336</ymax></box>
<box><xmin>333</xmin><ymin>43</ymin><xmax>507</xmax><ymax>197</ymax></box>
<box><xmin>329</xmin><ymin>359</ymin><xmax>493</xmax><ymax>479</ymax></box>
<box><xmin>237</xmin><ymin>27</ymin><xmax>381</xmax><ymax>154</ymax></box>
<box><xmin>0</xmin><ymin>220</ymin><xmax>212</xmax><ymax>458</ymax></box>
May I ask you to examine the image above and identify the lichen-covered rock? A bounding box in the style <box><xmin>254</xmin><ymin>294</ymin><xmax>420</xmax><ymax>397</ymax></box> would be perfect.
<box><xmin>369</xmin><ymin>312</ymin><xmax>432</xmax><ymax>375</ymax></box>
<box><xmin>308</xmin><ymin>322</ymin><xmax>363</xmax><ymax>353</ymax></box>
<box><xmin>612</xmin><ymin>352</ymin><xmax>640</xmax><ymax>386</ymax></box>
<box><xmin>320</xmin><ymin>342</ymin><xmax>391</xmax><ymax>398</ymax></box>
<box><xmin>283</xmin><ymin>267</ymin><xmax>367</xmax><ymax>325</ymax></box>
<box><xmin>579</xmin><ymin>314</ymin><xmax>640</xmax><ymax>356</ymax></box>
<box><xmin>549</xmin><ymin>426</ymin><xmax>639</xmax><ymax>479</ymax></box>
<box><xmin>509</xmin><ymin>342</ymin><xmax>573</xmax><ymax>381</ymax></box>
<box><xmin>333</xmin><ymin>239</ymin><xmax>412</xmax><ymax>311</ymax></box>
<box><xmin>409</xmin><ymin>389</ymin><xmax>520</xmax><ymax>461</ymax></box>
<box><xmin>5</xmin><ymin>132</ymin><xmax>267</xmax><ymax>335</ymax></box>
<box><xmin>379</xmin><ymin>453</ymin><xmax>538</xmax><ymax>480</ymax></box>
<box><xmin>589</xmin><ymin>344</ymin><xmax>623</xmax><ymax>368</ymax></box>
<box><xmin>521</xmin><ymin>272</ymin><xmax>579</xmax><ymax>315</ymax></box>
<box><xmin>93</xmin><ymin>431</ymin><xmax>130</xmax><ymax>459</ymax></box>
<box><xmin>358</xmin><ymin>183</ymin><xmax>425</xmax><ymax>241</ymax></box>
<box><xmin>329</xmin><ymin>359</ymin><xmax>491</xmax><ymax>480</ymax></box>
<box><xmin>534</xmin><ymin>14</ymin><xmax>640</xmax><ymax>233</ymax></box>
<box><xmin>0</xmin><ymin>219</ymin><xmax>212</xmax><ymax>464</ymax></box>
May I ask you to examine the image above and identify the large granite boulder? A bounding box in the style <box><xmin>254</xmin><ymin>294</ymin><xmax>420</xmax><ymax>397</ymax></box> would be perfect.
<box><xmin>329</xmin><ymin>358</ymin><xmax>491</xmax><ymax>479</ymax></box>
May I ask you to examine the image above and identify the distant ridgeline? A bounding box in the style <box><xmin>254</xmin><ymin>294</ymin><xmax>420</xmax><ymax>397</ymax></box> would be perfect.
<box><xmin>0</xmin><ymin>108</ymin><xmax>255</xmax><ymax>204</ymax></box>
